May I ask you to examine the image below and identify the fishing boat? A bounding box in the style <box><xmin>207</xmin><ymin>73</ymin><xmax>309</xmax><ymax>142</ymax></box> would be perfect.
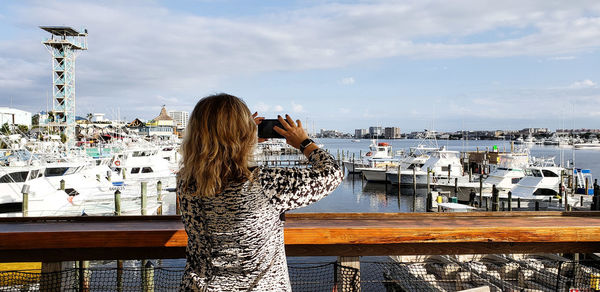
<box><xmin>343</xmin><ymin>140</ymin><xmax>396</xmax><ymax>173</ymax></box>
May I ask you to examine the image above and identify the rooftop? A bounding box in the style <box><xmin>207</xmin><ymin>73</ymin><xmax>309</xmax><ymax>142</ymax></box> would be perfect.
<box><xmin>40</xmin><ymin>26</ymin><xmax>86</xmax><ymax>36</ymax></box>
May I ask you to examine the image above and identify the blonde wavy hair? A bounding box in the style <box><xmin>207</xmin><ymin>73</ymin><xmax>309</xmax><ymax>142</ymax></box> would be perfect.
<box><xmin>179</xmin><ymin>93</ymin><xmax>257</xmax><ymax>197</ymax></box>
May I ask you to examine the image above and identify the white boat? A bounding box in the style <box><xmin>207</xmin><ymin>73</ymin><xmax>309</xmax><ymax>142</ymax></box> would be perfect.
<box><xmin>343</xmin><ymin>140</ymin><xmax>397</xmax><ymax>173</ymax></box>
<box><xmin>483</xmin><ymin>152</ymin><xmax>529</xmax><ymax>191</ymax></box>
<box><xmin>418</xmin><ymin>147</ymin><xmax>464</xmax><ymax>183</ymax></box>
<box><xmin>510</xmin><ymin>166</ymin><xmax>564</xmax><ymax>199</ymax></box>
<box><xmin>574</xmin><ymin>140</ymin><xmax>600</xmax><ymax>149</ymax></box>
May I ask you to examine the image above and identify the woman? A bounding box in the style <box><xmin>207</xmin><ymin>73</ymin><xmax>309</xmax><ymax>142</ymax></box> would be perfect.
<box><xmin>177</xmin><ymin>93</ymin><xmax>343</xmax><ymax>291</ymax></box>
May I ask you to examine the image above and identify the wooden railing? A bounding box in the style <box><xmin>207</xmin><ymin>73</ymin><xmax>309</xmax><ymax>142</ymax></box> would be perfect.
<box><xmin>1</xmin><ymin>211</ymin><xmax>600</xmax><ymax>262</ymax></box>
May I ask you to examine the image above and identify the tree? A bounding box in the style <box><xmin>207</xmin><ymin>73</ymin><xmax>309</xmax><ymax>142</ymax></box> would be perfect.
<box><xmin>0</xmin><ymin>123</ymin><xmax>9</xmax><ymax>135</ymax></box>
<box><xmin>32</xmin><ymin>114</ymin><xmax>39</xmax><ymax>126</ymax></box>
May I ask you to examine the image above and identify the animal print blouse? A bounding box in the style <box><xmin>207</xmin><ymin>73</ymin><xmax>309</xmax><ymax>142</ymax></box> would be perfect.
<box><xmin>177</xmin><ymin>148</ymin><xmax>344</xmax><ymax>291</ymax></box>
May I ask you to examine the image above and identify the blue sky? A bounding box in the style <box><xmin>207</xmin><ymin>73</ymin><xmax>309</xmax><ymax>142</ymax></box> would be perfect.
<box><xmin>1</xmin><ymin>0</ymin><xmax>600</xmax><ymax>133</ymax></box>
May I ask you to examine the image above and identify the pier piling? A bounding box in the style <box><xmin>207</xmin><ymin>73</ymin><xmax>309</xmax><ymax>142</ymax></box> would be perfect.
<box><xmin>156</xmin><ymin>181</ymin><xmax>163</xmax><ymax>215</ymax></box>
<box><xmin>479</xmin><ymin>174</ymin><xmax>483</xmax><ymax>208</ymax></box>
<box><xmin>397</xmin><ymin>165</ymin><xmax>401</xmax><ymax>197</ymax></box>
<box><xmin>107</xmin><ymin>170</ymin><xmax>111</xmax><ymax>182</ymax></box>
<box><xmin>122</xmin><ymin>168</ymin><xmax>126</xmax><ymax>179</ymax></box>
<box><xmin>412</xmin><ymin>168</ymin><xmax>417</xmax><ymax>196</ymax></box>
<box><xmin>114</xmin><ymin>190</ymin><xmax>121</xmax><ymax>216</ymax></box>
<box><xmin>141</xmin><ymin>182</ymin><xmax>148</xmax><ymax>215</ymax></box>
<box><xmin>21</xmin><ymin>185</ymin><xmax>29</xmax><ymax>217</ymax></box>
<box><xmin>518</xmin><ymin>197</ymin><xmax>521</xmax><ymax>209</ymax></box>
<box><xmin>454</xmin><ymin>178</ymin><xmax>458</xmax><ymax>197</ymax></box>
<box><xmin>427</xmin><ymin>192</ymin><xmax>433</xmax><ymax>212</ymax></box>
<box><xmin>507</xmin><ymin>191</ymin><xmax>512</xmax><ymax>211</ymax></box>
<box><xmin>426</xmin><ymin>168</ymin><xmax>431</xmax><ymax>195</ymax></box>
<box><xmin>60</xmin><ymin>179</ymin><xmax>65</xmax><ymax>190</ymax></box>
<box><xmin>492</xmin><ymin>185</ymin><xmax>499</xmax><ymax>211</ymax></box>
<box><xmin>113</xmin><ymin>190</ymin><xmax>123</xmax><ymax>291</ymax></box>
<box><xmin>535</xmin><ymin>201</ymin><xmax>540</xmax><ymax>211</ymax></box>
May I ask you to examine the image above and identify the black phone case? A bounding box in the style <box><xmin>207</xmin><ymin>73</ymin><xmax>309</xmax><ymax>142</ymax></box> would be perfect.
<box><xmin>258</xmin><ymin>119</ymin><xmax>285</xmax><ymax>139</ymax></box>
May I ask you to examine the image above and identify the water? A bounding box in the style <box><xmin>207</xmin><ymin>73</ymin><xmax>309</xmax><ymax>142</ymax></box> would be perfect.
<box><xmin>289</xmin><ymin>138</ymin><xmax>600</xmax><ymax>213</ymax></box>
<box><xmin>88</xmin><ymin>139</ymin><xmax>600</xmax><ymax>280</ymax></box>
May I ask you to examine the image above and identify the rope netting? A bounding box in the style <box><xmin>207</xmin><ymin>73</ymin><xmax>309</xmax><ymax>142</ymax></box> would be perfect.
<box><xmin>1</xmin><ymin>259</ymin><xmax>599</xmax><ymax>291</ymax></box>
<box><xmin>361</xmin><ymin>259</ymin><xmax>600</xmax><ymax>292</ymax></box>
<box><xmin>0</xmin><ymin>262</ymin><xmax>359</xmax><ymax>292</ymax></box>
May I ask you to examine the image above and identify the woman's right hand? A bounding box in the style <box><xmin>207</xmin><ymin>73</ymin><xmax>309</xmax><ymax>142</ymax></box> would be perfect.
<box><xmin>273</xmin><ymin>114</ymin><xmax>309</xmax><ymax>150</ymax></box>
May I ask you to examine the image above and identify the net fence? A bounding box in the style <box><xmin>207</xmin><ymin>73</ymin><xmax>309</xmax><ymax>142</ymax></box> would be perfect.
<box><xmin>0</xmin><ymin>262</ymin><xmax>358</xmax><ymax>292</ymax></box>
<box><xmin>361</xmin><ymin>259</ymin><xmax>600</xmax><ymax>292</ymax></box>
<box><xmin>1</xmin><ymin>259</ymin><xmax>599</xmax><ymax>291</ymax></box>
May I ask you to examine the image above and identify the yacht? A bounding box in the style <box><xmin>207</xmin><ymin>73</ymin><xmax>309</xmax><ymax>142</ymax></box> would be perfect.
<box><xmin>483</xmin><ymin>152</ymin><xmax>529</xmax><ymax>192</ymax></box>
<box><xmin>510</xmin><ymin>165</ymin><xmax>564</xmax><ymax>199</ymax></box>
<box><xmin>386</xmin><ymin>147</ymin><xmax>433</xmax><ymax>185</ymax></box>
<box><xmin>343</xmin><ymin>140</ymin><xmax>396</xmax><ymax>173</ymax></box>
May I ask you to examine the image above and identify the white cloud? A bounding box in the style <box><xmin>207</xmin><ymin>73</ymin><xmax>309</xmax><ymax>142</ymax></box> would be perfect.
<box><xmin>2</xmin><ymin>0</ymin><xmax>600</xmax><ymax>122</ymax></box>
<box><xmin>340</xmin><ymin>77</ymin><xmax>355</xmax><ymax>85</ymax></box>
<box><xmin>570</xmin><ymin>79</ymin><xmax>597</xmax><ymax>88</ymax></box>
<box><xmin>273</xmin><ymin>105</ymin><xmax>284</xmax><ymax>112</ymax></box>
<box><xmin>549</xmin><ymin>56</ymin><xmax>576</xmax><ymax>61</ymax></box>
<box><xmin>291</xmin><ymin>102</ymin><xmax>303</xmax><ymax>113</ymax></box>
<box><xmin>255</xmin><ymin>102</ymin><xmax>270</xmax><ymax>113</ymax></box>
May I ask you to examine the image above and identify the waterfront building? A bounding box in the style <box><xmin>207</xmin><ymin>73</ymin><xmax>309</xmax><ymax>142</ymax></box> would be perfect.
<box><xmin>354</xmin><ymin>129</ymin><xmax>367</xmax><ymax>138</ymax></box>
<box><xmin>369</xmin><ymin>126</ymin><xmax>382</xmax><ymax>136</ymax></box>
<box><xmin>0</xmin><ymin>107</ymin><xmax>32</xmax><ymax>128</ymax></box>
<box><xmin>168</xmin><ymin>110</ymin><xmax>189</xmax><ymax>129</ymax></box>
<box><xmin>140</xmin><ymin>106</ymin><xmax>176</xmax><ymax>138</ymax></box>
<box><xmin>91</xmin><ymin>113</ymin><xmax>106</xmax><ymax>122</ymax></box>
<box><xmin>384</xmin><ymin>127</ymin><xmax>401</xmax><ymax>139</ymax></box>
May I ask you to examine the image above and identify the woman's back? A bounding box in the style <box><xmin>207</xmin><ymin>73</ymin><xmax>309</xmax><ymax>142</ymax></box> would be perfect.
<box><xmin>179</xmin><ymin>149</ymin><xmax>343</xmax><ymax>291</ymax></box>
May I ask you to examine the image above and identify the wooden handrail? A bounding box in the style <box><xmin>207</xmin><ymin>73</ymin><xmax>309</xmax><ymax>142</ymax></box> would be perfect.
<box><xmin>0</xmin><ymin>211</ymin><xmax>599</xmax><ymax>262</ymax></box>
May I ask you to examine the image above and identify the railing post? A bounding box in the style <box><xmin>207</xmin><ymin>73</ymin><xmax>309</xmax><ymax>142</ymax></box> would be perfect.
<box><xmin>60</xmin><ymin>179</ymin><xmax>65</xmax><ymax>190</ymax></box>
<box><xmin>535</xmin><ymin>201</ymin><xmax>540</xmax><ymax>211</ymax></box>
<box><xmin>337</xmin><ymin>256</ymin><xmax>360</xmax><ymax>292</ymax></box>
<box><xmin>142</xmin><ymin>260</ymin><xmax>155</xmax><ymax>292</ymax></box>
<box><xmin>21</xmin><ymin>185</ymin><xmax>29</xmax><ymax>217</ymax></box>
<box><xmin>78</xmin><ymin>260</ymin><xmax>89</xmax><ymax>292</ymax></box>
<box><xmin>507</xmin><ymin>191</ymin><xmax>512</xmax><ymax>211</ymax></box>
<box><xmin>141</xmin><ymin>181</ymin><xmax>148</xmax><ymax>215</ymax></box>
<box><xmin>107</xmin><ymin>170</ymin><xmax>112</xmax><ymax>182</ymax></box>
<box><xmin>156</xmin><ymin>180</ymin><xmax>163</xmax><ymax>215</ymax></box>
<box><xmin>40</xmin><ymin>262</ymin><xmax>62</xmax><ymax>292</ymax></box>
<box><xmin>518</xmin><ymin>197</ymin><xmax>521</xmax><ymax>209</ymax></box>
<box><xmin>122</xmin><ymin>167</ymin><xmax>127</xmax><ymax>180</ymax></box>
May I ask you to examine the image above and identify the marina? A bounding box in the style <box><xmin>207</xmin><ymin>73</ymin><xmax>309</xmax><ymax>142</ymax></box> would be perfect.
<box><xmin>1</xmin><ymin>4</ymin><xmax>600</xmax><ymax>288</ymax></box>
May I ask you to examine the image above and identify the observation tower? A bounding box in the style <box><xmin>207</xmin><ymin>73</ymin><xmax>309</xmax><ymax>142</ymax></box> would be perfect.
<box><xmin>41</xmin><ymin>26</ymin><xmax>88</xmax><ymax>147</ymax></box>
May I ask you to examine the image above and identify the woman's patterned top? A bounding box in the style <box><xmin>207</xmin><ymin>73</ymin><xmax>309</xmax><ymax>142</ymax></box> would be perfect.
<box><xmin>177</xmin><ymin>148</ymin><xmax>344</xmax><ymax>291</ymax></box>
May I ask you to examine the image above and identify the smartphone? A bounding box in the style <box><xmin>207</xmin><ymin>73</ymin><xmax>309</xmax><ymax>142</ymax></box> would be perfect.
<box><xmin>258</xmin><ymin>119</ymin><xmax>285</xmax><ymax>139</ymax></box>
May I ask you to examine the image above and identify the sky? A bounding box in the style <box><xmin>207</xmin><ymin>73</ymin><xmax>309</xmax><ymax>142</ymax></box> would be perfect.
<box><xmin>1</xmin><ymin>0</ymin><xmax>600</xmax><ymax>133</ymax></box>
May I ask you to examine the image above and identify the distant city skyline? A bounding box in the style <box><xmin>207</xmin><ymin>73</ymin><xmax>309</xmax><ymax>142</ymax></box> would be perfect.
<box><xmin>1</xmin><ymin>1</ymin><xmax>599</xmax><ymax>132</ymax></box>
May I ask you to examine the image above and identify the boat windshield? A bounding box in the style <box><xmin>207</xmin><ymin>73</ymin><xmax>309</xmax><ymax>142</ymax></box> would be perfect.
<box><xmin>0</xmin><ymin>171</ymin><xmax>29</xmax><ymax>183</ymax></box>
<box><xmin>542</xmin><ymin>169</ymin><xmax>558</xmax><ymax>177</ymax></box>
<box><xmin>530</xmin><ymin>169</ymin><xmax>543</xmax><ymax>177</ymax></box>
